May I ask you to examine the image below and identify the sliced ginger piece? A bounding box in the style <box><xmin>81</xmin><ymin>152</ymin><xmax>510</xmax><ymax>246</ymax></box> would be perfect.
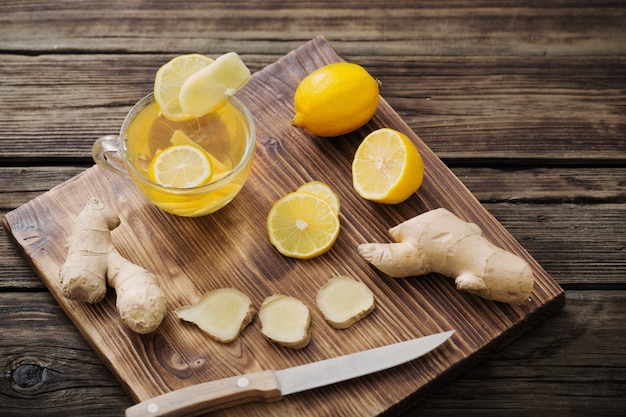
<box><xmin>259</xmin><ymin>294</ymin><xmax>311</xmax><ymax>350</ymax></box>
<box><xmin>316</xmin><ymin>276</ymin><xmax>375</xmax><ymax>329</ymax></box>
<box><xmin>176</xmin><ymin>288</ymin><xmax>255</xmax><ymax>343</ymax></box>
<box><xmin>179</xmin><ymin>52</ymin><xmax>251</xmax><ymax>118</ymax></box>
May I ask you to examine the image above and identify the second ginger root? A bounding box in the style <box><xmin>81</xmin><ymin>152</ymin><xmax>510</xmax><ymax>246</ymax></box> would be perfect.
<box><xmin>59</xmin><ymin>198</ymin><xmax>167</xmax><ymax>334</ymax></box>
<box><xmin>358</xmin><ymin>208</ymin><xmax>534</xmax><ymax>305</ymax></box>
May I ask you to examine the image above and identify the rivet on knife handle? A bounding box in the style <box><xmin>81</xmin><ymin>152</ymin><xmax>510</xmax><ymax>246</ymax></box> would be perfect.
<box><xmin>125</xmin><ymin>370</ymin><xmax>282</xmax><ymax>417</ymax></box>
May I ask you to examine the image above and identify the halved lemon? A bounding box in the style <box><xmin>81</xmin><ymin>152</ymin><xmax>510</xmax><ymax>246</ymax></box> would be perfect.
<box><xmin>153</xmin><ymin>54</ymin><xmax>214</xmax><ymax>121</ymax></box>
<box><xmin>352</xmin><ymin>128</ymin><xmax>424</xmax><ymax>204</ymax></box>
<box><xmin>296</xmin><ymin>181</ymin><xmax>340</xmax><ymax>215</ymax></box>
<box><xmin>267</xmin><ymin>192</ymin><xmax>340</xmax><ymax>259</ymax></box>
<box><xmin>148</xmin><ymin>144</ymin><xmax>213</xmax><ymax>188</ymax></box>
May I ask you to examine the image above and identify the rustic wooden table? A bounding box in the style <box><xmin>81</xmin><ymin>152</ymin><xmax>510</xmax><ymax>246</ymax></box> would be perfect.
<box><xmin>1</xmin><ymin>1</ymin><xmax>624</xmax><ymax>416</ymax></box>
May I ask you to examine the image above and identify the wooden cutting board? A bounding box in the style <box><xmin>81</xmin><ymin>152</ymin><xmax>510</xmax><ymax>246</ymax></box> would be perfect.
<box><xmin>3</xmin><ymin>36</ymin><xmax>564</xmax><ymax>416</ymax></box>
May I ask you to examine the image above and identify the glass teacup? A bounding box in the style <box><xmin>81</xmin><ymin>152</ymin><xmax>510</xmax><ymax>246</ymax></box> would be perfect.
<box><xmin>93</xmin><ymin>94</ymin><xmax>256</xmax><ymax>217</ymax></box>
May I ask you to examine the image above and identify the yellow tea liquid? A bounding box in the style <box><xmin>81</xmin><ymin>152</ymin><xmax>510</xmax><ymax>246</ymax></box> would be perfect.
<box><xmin>123</xmin><ymin>99</ymin><xmax>254</xmax><ymax>216</ymax></box>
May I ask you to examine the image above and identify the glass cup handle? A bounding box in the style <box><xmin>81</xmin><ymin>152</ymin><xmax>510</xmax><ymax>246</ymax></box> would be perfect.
<box><xmin>92</xmin><ymin>135</ymin><xmax>130</xmax><ymax>178</ymax></box>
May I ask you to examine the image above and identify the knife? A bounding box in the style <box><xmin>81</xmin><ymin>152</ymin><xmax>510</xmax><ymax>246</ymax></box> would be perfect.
<box><xmin>125</xmin><ymin>330</ymin><xmax>454</xmax><ymax>417</ymax></box>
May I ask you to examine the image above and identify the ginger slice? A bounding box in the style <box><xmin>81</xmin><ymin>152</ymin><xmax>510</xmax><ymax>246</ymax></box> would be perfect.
<box><xmin>259</xmin><ymin>294</ymin><xmax>311</xmax><ymax>350</ymax></box>
<box><xmin>316</xmin><ymin>276</ymin><xmax>375</xmax><ymax>329</ymax></box>
<box><xmin>176</xmin><ymin>288</ymin><xmax>255</xmax><ymax>343</ymax></box>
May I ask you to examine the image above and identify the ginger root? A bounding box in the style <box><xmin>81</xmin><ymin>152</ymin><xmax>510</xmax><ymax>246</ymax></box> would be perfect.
<box><xmin>59</xmin><ymin>198</ymin><xmax>167</xmax><ymax>333</ymax></box>
<box><xmin>358</xmin><ymin>208</ymin><xmax>534</xmax><ymax>305</ymax></box>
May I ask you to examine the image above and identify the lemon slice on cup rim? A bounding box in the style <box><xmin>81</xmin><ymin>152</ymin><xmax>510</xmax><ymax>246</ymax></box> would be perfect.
<box><xmin>153</xmin><ymin>54</ymin><xmax>214</xmax><ymax>122</ymax></box>
<box><xmin>153</xmin><ymin>52</ymin><xmax>251</xmax><ymax>121</ymax></box>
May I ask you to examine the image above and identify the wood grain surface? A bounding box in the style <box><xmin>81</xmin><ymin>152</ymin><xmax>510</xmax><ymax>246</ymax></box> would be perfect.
<box><xmin>3</xmin><ymin>36</ymin><xmax>564</xmax><ymax>416</ymax></box>
<box><xmin>1</xmin><ymin>1</ymin><xmax>624</xmax><ymax>416</ymax></box>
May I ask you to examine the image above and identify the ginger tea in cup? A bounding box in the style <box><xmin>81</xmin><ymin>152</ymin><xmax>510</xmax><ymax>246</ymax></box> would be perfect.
<box><xmin>93</xmin><ymin>93</ymin><xmax>255</xmax><ymax>217</ymax></box>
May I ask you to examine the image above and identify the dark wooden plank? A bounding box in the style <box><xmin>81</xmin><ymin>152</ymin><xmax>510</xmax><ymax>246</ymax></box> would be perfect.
<box><xmin>1</xmin><ymin>2</ymin><xmax>625</xmax><ymax>162</ymax></box>
<box><xmin>3</xmin><ymin>166</ymin><xmax>624</xmax><ymax>209</ymax></box>
<box><xmin>0</xmin><ymin>165</ymin><xmax>626</xmax><ymax>211</ymax></box>
<box><xmin>407</xmin><ymin>290</ymin><xmax>626</xmax><ymax>417</ymax></box>
<box><xmin>451</xmin><ymin>167</ymin><xmax>626</xmax><ymax>204</ymax></box>
<box><xmin>2</xmin><ymin>37</ymin><xmax>564</xmax><ymax>416</ymax></box>
<box><xmin>1</xmin><ymin>54</ymin><xmax>624</xmax><ymax>162</ymax></box>
<box><xmin>486</xmin><ymin>203</ymin><xmax>626</xmax><ymax>288</ymax></box>
<box><xmin>375</xmin><ymin>56</ymin><xmax>626</xmax><ymax>163</ymax></box>
<box><xmin>1</xmin><ymin>1</ymin><xmax>625</xmax><ymax>56</ymax></box>
<box><xmin>0</xmin><ymin>234</ymin><xmax>41</xmax><ymax>290</ymax></box>
<box><xmin>0</xmin><ymin>291</ymin><xmax>134</xmax><ymax>416</ymax></box>
<box><xmin>0</xmin><ymin>167</ymin><xmax>87</xmax><ymax>209</ymax></box>
<box><xmin>1</xmin><ymin>290</ymin><xmax>623</xmax><ymax>416</ymax></box>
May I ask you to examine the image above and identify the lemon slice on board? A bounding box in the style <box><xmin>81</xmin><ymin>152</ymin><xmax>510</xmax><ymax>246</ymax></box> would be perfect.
<box><xmin>267</xmin><ymin>192</ymin><xmax>340</xmax><ymax>259</ymax></box>
<box><xmin>179</xmin><ymin>52</ymin><xmax>251</xmax><ymax>118</ymax></box>
<box><xmin>148</xmin><ymin>144</ymin><xmax>213</xmax><ymax>188</ymax></box>
<box><xmin>296</xmin><ymin>181</ymin><xmax>340</xmax><ymax>215</ymax></box>
<box><xmin>352</xmin><ymin>128</ymin><xmax>424</xmax><ymax>204</ymax></box>
<box><xmin>154</xmin><ymin>54</ymin><xmax>214</xmax><ymax>121</ymax></box>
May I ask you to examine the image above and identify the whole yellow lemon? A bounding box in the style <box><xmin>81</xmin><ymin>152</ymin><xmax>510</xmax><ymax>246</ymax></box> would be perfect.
<box><xmin>292</xmin><ymin>62</ymin><xmax>380</xmax><ymax>137</ymax></box>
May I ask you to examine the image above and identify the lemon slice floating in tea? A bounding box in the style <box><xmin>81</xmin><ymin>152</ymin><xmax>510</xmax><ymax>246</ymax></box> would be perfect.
<box><xmin>179</xmin><ymin>52</ymin><xmax>251</xmax><ymax>118</ymax></box>
<box><xmin>169</xmin><ymin>130</ymin><xmax>230</xmax><ymax>180</ymax></box>
<box><xmin>352</xmin><ymin>128</ymin><xmax>424</xmax><ymax>204</ymax></box>
<box><xmin>154</xmin><ymin>54</ymin><xmax>214</xmax><ymax>121</ymax></box>
<box><xmin>148</xmin><ymin>144</ymin><xmax>213</xmax><ymax>188</ymax></box>
<box><xmin>267</xmin><ymin>192</ymin><xmax>340</xmax><ymax>259</ymax></box>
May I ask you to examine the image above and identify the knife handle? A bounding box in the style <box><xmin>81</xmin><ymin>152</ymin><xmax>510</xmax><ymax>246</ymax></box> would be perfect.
<box><xmin>125</xmin><ymin>370</ymin><xmax>283</xmax><ymax>417</ymax></box>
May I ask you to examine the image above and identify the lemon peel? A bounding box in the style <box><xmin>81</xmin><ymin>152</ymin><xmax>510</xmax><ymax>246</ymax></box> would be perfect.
<box><xmin>293</xmin><ymin>62</ymin><xmax>379</xmax><ymax>137</ymax></box>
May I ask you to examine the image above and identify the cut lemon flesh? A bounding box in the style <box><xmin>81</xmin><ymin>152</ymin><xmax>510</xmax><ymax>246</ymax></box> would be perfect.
<box><xmin>169</xmin><ymin>130</ymin><xmax>229</xmax><ymax>177</ymax></box>
<box><xmin>352</xmin><ymin>128</ymin><xmax>424</xmax><ymax>204</ymax></box>
<box><xmin>154</xmin><ymin>54</ymin><xmax>214</xmax><ymax>121</ymax></box>
<box><xmin>148</xmin><ymin>144</ymin><xmax>213</xmax><ymax>188</ymax></box>
<box><xmin>179</xmin><ymin>52</ymin><xmax>251</xmax><ymax>118</ymax></box>
<box><xmin>267</xmin><ymin>192</ymin><xmax>340</xmax><ymax>259</ymax></box>
<box><xmin>296</xmin><ymin>181</ymin><xmax>340</xmax><ymax>215</ymax></box>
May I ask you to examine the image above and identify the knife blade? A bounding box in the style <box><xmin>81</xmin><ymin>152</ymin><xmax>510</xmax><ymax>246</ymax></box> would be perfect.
<box><xmin>125</xmin><ymin>330</ymin><xmax>454</xmax><ymax>417</ymax></box>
